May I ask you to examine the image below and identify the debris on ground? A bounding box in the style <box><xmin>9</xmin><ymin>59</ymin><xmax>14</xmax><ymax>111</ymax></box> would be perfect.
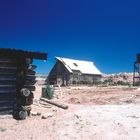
<box><xmin>42</xmin><ymin>113</ymin><xmax>53</xmax><ymax>119</ymax></box>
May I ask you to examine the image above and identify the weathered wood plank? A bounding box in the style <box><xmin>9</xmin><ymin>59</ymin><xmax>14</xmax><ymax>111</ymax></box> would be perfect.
<box><xmin>40</xmin><ymin>97</ymin><xmax>68</xmax><ymax>110</ymax></box>
<box><xmin>0</xmin><ymin>48</ymin><xmax>47</xmax><ymax>60</ymax></box>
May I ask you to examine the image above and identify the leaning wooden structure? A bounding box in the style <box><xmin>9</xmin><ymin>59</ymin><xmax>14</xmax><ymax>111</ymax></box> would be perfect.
<box><xmin>0</xmin><ymin>48</ymin><xmax>47</xmax><ymax>119</ymax></box>
<box><xmin>133</xmin><ymin>54</ymin><xmax>140</xmax><ymax>86</ymax></box>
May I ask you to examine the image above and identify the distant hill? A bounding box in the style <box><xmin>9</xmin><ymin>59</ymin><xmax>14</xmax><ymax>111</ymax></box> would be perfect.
<box><xmin>36</xmin><ymin>74</ymin><xmax>48</xmax><ymax>79</ymax></box>
<box><xmin>102</xmin><ymin>72</ymin><xmax>133</xmax><ymax>85</ymax></box>
<box><xmin>36</xmin><ymin>74</ymin><xmax>48</xmax><ymax>85</ymax></box>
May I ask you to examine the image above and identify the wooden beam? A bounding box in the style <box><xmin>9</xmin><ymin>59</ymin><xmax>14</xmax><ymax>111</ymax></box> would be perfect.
<box><xmin>0</xmin><ymin>48</ymin><xmax>47</xmax><ymax>60</ymax></box>
<box><xmin>40</xmin><ymin>97</ymin><xmax>68</xmax><ymax>110</ymax></box>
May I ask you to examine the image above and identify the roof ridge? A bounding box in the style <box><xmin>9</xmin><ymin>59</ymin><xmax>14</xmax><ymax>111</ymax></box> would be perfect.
<box><xmin>56</xmin><ymin>57</ymin><xmax>93</xmax><ymax>63</ymax></box>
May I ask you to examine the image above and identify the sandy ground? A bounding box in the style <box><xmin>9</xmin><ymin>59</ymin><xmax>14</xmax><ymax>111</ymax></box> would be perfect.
<box><xmin>0</xmin><ymin>86</ymin><xmax>140</xmax><ymax>140</ymax></box>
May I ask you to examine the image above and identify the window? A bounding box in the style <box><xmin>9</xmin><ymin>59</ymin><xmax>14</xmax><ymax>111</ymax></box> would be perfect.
<box><xmin>73</xmin><ymin>63</ymin><xmax>78</xmax><ymax>67</ymax></box>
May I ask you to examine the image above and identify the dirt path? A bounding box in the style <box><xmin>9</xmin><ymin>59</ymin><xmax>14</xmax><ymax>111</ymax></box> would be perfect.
<box><xmin>0</xmin><ymin>86</ymin><xmax>140</xmax><ymax>140</ymax></box>
<box><xmin>0</xmin><ymin>104</ymin><xmax>140</xmax><ymax>140</ymax></box>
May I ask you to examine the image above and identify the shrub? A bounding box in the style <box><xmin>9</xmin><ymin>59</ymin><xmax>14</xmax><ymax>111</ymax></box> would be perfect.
<box><xmin>117</xmin><ymin>81</ymin><xmax>130</xmax><ymax>86</ymax></box>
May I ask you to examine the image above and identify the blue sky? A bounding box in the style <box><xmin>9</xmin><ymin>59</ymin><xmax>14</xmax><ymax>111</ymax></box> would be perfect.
<box><xmin>0</xmin><ymin>0</ymin><xmax>140</xmax><ymax>74</ymax></box>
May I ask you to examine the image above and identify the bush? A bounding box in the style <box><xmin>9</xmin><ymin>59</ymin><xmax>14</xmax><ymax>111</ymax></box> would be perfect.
<box><xmin>117</xmin><ymin>81</ymin><xmax>130</xmax><ymax>86</ymax></box>
<box><xmin>102</xmin><ymin>78</ymin><xmax>113</xmax><ymax>85</ymax></box>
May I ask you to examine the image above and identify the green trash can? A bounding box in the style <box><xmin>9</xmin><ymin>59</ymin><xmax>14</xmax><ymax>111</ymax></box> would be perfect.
<box><xmin>42</xmin><ymin>85</ymin><xmax>54</xmax><ymax>99</ymax></box>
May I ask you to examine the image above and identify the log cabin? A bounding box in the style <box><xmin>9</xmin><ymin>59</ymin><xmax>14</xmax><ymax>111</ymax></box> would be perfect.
<box><xmin>0</xmin><ymin>48</ymin><xmax>47</xmax><ymax>119</ymax></box>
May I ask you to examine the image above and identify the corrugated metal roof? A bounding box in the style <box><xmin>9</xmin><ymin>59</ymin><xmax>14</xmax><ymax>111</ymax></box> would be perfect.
<box><xmin>56</xmin><ymin>57</ymin><xmax>102</xmax><ymax>75</ymax></box>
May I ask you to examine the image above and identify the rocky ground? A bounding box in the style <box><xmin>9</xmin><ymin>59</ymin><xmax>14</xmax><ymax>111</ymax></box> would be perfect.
<box><xmin>0</xmin><ymin>85</ymin><xmax>140</xmax><ymax>140</ymax></box>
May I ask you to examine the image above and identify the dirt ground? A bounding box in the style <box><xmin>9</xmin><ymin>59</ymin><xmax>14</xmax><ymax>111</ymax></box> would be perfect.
<box><xmin>0</xmin><ymin>86</ymin><xmax>140</xmax><ymax>140</ymax></box>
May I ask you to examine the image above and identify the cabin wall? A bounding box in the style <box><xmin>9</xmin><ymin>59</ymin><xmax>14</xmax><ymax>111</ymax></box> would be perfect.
<box><xmin>0</xmin><ymin>48</ymin><xmax>47</xmax><ymax>119</ymax></box>
<box><xmin>69</xmin><ymin>74</ymin><xmax>102</xmax><ymax>85</ymax></box>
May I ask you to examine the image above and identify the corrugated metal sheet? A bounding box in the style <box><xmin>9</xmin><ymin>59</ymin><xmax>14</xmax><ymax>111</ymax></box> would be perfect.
<box><xmin>56</xmin><ymin>57</ymin><xmax>102</xmax><ymax>75</ymax></box>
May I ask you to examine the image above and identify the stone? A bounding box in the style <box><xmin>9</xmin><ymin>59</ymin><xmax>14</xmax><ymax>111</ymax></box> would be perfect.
<box><xmin>31</xmin><ymin>111</ymin><xmax>38</xmax><ymax>116</ymax></box>
<box><xmin>37</xmin><ymin>112</ymin><xmax>41</xmax><ymax>116</ymax></box>
<box><xmin>42</xmin><ymin>113</ymin><xmax>53</xmax><ymax>119</ymax></box>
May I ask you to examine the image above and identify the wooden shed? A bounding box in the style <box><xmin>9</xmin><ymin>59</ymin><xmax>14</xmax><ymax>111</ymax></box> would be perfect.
<box><xmin>0</xmin><ymin>48</ymin><xmax>47</xmax><ymax>119</ymax></box>
<box><xmin>48</xmin><ymin>57</ymin><xmax>102</xmax><ymax>86</ymax></box>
